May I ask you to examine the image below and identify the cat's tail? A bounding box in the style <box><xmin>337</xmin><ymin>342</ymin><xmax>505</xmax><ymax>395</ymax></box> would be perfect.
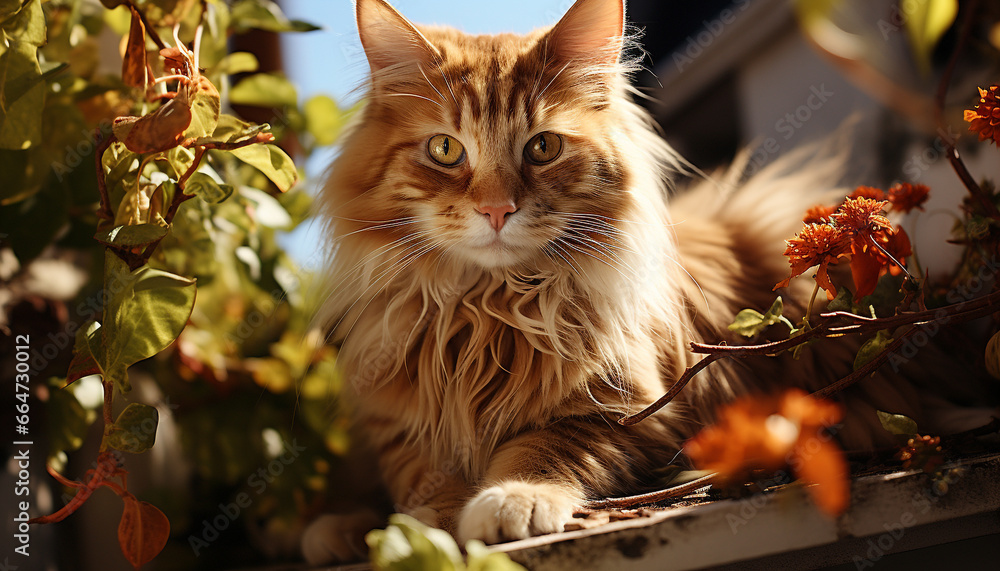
<box><xmin>667</xmin><ymin>129</ymin><xmax>855</xmax><ymax>334</ymax></box>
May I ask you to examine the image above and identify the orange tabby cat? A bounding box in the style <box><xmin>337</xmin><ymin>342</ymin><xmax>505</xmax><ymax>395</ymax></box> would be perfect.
<box><xmin>306</xmin><ymin>0</ymin><xmax>987</xmax><ymax>560</ymax></box>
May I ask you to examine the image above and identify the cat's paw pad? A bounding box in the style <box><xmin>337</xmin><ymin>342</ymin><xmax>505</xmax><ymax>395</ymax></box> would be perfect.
<box><xmin>457</xmin><ymin>482</ymin><xmax>577</xmax><ymax>544</ymax></box>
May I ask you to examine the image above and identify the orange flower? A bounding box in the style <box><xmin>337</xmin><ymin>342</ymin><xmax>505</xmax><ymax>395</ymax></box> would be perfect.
<box><xmin>832</xmin><ymin>197</ymin><xmax>892</xmax><ymax>238</ymax></box>
<box><xmin>774</xmin><ymin>223</ymin><xmax>851</xmax><ymax>298</ymax></box>
<box><xmin>803</xmin><ymin>204</ymin><xmax>838</xmax><ymax>224</ymax></box>
<box><xmin>684</xmin><ymin>389</ymin><xmax>848</xmax><ymax>517</ymax></box>
<box><xmin>964</xmin><ymin>85</ymin><xmax>1000</xmax><ymax>146</ymax></box>
<box><xmin>849</xmin><ymin>226</ymin><xmax>912</xmax><ymax>300</ymax></box>
<box><xmin>847</xmin><ymin>186</ymin><xmax>886</xmax><ymax>201</ymax></box>
<box><xmin>831</xmin><ymin>197</ymin><xmax>910</xmax><ymax>299</ymax></box>
<box><xmin>887</xmin><ymin>182</ymin><xmax>929</xmax><ymax>214</ymax></box>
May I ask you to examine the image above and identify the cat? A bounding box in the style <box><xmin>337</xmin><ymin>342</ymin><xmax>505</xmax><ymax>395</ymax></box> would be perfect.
<box><xmin>303</xmin><ymin>0</ymin><xmax>993</xmax><ymax>562</ymax></box>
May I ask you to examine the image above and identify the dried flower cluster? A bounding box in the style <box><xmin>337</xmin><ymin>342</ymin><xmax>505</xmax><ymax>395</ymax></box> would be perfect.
<box><xmin>684</xmin><ymin>389</ymin><xmax>848</xmax><ymax>517</ymax></box>
<box><xmin>777</xmin><ymin>189</ymin><xmax>923</xmax><ymax>300</ymax></box>
<box><xmin>898</xmin><ymin>434</ymin><xmax>945</xmax><ymax>473</ymax></box>
<box><xmin>964</xmin><ymin>84</ymin><xmax>1000</xmax><ymax>145</ymax></box>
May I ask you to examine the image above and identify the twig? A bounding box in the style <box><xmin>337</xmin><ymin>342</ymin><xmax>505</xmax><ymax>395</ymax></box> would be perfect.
<box><xmin>811</xmin><ymin>326</ymin><xmax>917</xmax><ymax>399</ymax></box>
<box><xmin>125</xmin><ymin>0</ymin><xmax>167</xmax><ymax>50</ymax></box>
<box><xmin>620</xmin><ymin>289</ymin><xmax>1000</xmax><ymax>425</ymax></box>
<box><xmin>586</xmin><ymin>473</ymin><xmax>717</xmax><ymax>510</ymax></box>
<box><xmin>932</xmin><ymin>0</ymin><xmax>999</xmax><ymax>221</ymax></box>
<box><xmin>618</xmin><ymin>354</ymin><xmax>725</xmax><ymax>426</ymax></box>
<box><xmin>94</xmin><ymin>132</ymin><xmax>115</xmax><ymax>220</ymax></box>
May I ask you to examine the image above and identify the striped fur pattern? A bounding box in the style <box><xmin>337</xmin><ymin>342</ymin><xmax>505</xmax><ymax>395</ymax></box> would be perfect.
<box><xmin>310</xmin><ymin>0</ymin><xmax>977</xmax><ymax>551</ymax></box>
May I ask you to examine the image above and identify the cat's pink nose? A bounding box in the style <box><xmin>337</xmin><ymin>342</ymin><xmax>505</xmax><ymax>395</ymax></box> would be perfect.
<box><xmin>475</xmin><ymin>202</ymin><xmax>518</xmax><ymax>231</ymax></box>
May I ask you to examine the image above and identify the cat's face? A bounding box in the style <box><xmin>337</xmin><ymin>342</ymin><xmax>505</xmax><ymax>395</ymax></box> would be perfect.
<box><xmin>339</xmin><ymin>0</ymin><xmax>632</xmax><ymax>271</ymax></box>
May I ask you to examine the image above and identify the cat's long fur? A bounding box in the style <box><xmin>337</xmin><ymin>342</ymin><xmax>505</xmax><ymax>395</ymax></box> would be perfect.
<box><xmin>308</xmin><ymin>0</ymin><xmax>991</xmax><ymax>556</ymax></box>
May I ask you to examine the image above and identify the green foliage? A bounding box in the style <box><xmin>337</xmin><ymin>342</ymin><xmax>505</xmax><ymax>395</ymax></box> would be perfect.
<box><xmin>107</xmin><ymin>403</ymin><xmax>160</xmax><ymax>453</ymax></box>
<box><xmin>877</xmin><ymin>410</ymin><xmax>919</xmax><ymax>437</ymax></box>
<box><xmin>1</xmin><ymin>0</ymin><xmax>349</xmax><ymax>566</ymax></box>
<box><xmin>230</xmin><ymin>72</ymin><xmax>299</xmax><ymax>108</ymax></box>
<box><xmin>853</xmin><ymin>330</ymin><xmax>894</xmax><ymax>371</ymax></box>
<box><xmin>904</xmin><ymin>0</ymin><xmax>958</xmax><ymax>76</ymax></box>
<box><xmin>367</xmin><ymin>514</ymin><xmax>526</xmax><ymax>571</ymax></box>
<box><xmin>95</xmin><ymin>252</ymin><xmax>197</xmax><ymax>394</ymax></box>
<box><xmin>728</xmin><ymin>297</ymin><xmax>792</xmax><ymax>338</ymax></box>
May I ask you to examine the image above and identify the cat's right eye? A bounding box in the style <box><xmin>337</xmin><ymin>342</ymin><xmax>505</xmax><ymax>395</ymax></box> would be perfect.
<box><xmin>427</xmin><ymin>134</ymin><xmax>466</xmax><ymax>167</ymax></box>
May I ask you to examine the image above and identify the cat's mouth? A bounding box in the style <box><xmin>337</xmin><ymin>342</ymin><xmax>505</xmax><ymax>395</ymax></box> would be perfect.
<box><xmin>457</xmin><ymin>231</ymin><xmax>537</xmax><ymax>269</ymax></box>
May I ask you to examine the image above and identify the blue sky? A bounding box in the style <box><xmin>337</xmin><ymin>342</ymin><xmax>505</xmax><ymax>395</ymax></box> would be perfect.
<box><xmin>282</xmin><ymin>0</ymin><xmax>575</xmax><ymax>105</ymax></box>
<box><xmin>277</xmin><ymin>0</ymin><xmax>574</xmax><ymax>267</ymax></box>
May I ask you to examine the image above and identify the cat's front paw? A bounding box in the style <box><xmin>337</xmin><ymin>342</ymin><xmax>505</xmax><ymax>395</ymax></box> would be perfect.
<box><xmin>457</xmin><ymin>481</ymin><xmax>578</xmax><ymax>544</ymax></box>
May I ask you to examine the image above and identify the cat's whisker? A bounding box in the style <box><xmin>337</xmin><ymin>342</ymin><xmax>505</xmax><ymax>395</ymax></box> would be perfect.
<box><xmin>546</xmin><ymin>241</ymin><xmax>584</xmax><ymax>276</ymax></box>
<box><xmin>435</xmin><ymin>65</ymin><xmax>460</xmax><ymax>107</ymax></box>
<box><xmin>335</xmin><ymin>218</ymin><xmax>422</xmax><ymax>240</ymax></box>
<box><xmin>381</xmin><ymin>92</ymin><xmax>445</xmax><ymax>109</ymax></box>
<box><xmin>551</xmin><ymin>210</ymin><xmax>668</xmax><ymax>228</ymax></box>
<box><xmin>563</xmin><ymin>232</ymin><xmax>637</xmax><ymax>264</ymax></box>
<box><xmin>334</xmin><ymin>237</ymin><xmax>439</xmax><ymax>347</ymax></box>
<box><xmin>560</xmin><ymin>224</ymin><xmax>634</xmax><ymax>251</ymax></box>
<box><xmin>340</xmin><ymin>233</ymin><xmax>435</xmax><ymax>281</ymax></box>
<box><xmin>557</xmin><ymin>236</ymin><xmax>637</xmax><ymax>283</ymax></box>
<box><xmin>330</xmin><ymin>214</ymin><xmax>419</xmax><ymax>224</ymax></box>
<box><xmin>417</xmin><ymin>63</ymin><xmax>448</xmax><ymax>106</ymax></box>
<box><xmin>534</xmin><ymin>61</ymin><xmax>572</xmax><ymax>106</ymax></box>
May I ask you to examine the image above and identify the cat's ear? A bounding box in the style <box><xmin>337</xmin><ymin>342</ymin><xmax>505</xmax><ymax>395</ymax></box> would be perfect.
<box><xmin>545</xmin><ymin>0</ymin><xmax>625</xmax><ymax>67</ymax></box>
<box><xmin>356</xmin><ymin>0</ymin><xmax>440</xmax><ymax>72</ymax></box>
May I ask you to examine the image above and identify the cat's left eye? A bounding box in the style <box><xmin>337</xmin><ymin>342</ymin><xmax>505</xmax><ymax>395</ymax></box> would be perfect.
<box><xmin>427</xmin><ymin>134</ymin><xmax>466</xmax><ymax>167</ymax></box>
<box><xmin>524</xmin><ymin>132</ymin><xmax>563</xmax><ymax>165</ymax></box>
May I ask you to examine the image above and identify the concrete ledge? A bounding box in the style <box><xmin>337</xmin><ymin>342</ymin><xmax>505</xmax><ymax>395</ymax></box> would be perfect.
<box><xmin>493</xmin><ymin>453</ymin><xmax>1000</xmax><ymax>570</ymax></box>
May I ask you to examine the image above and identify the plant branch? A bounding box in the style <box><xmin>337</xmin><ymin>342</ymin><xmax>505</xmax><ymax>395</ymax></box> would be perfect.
<box><xmin>620</xmin><ymin>289</ymin><xmax>1000</xmax><ymax>425</ymax></box>
<box><xmin>618</xmin><ymin>354</ymin><xmax>726</xmax><ymax>426</ymax></box>
<box><xmin>95</xmin><ymin>132</ymin><xmax>115</xmax><ymax>220</ymax></box>
<box><xmin>932</xmin><ymin>0</ymin><xmax>999</xmax><ymax>221</ymax></box>
<box><xmin>586</xmin><ymin>473</ymin><xmax>717</xmax><ymax>510</ymax></box>
<box><xmin>811</xmin><ymin>326</ymin><xmax>917</xmax><ymax>399</ymax></box>
<box><xmin>125</xmin><ymin>0</ymin><xmax>167</xmax><ymax>50</ymax></box>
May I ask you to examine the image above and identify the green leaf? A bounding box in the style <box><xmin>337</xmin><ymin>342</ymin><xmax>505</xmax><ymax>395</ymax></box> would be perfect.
<box><xmin>0</xmin><ymin>169</ymin><xmax>70</xmax><ymax>264</ymax></box>
<box><xmin>904</xmin><ymin>0</ymin><xmax>958</xmax><ymax>76</ymax></box>
<box><xmin>728</xmin><ymin>309</ymin><xmax>767</xmax><ymax>337</ymax></box>
<box><xmin>100</xmin><ymin>251</ymin><xmax>197</xmax><ymax>394</ymax></box>
<box><xmin>0</xmin><ymin>40</ymin><xmax>44</xmax><ymax>149</ymax></box>
<box><xmin>877</xmin><ymin>410</ymin><xmax>919</xmax><ymax>436</ymax></box>
<box><xmin>728</xmin><ymin>297</ymin><xmax>786</xmax><ymax>338</ymax></box>
<box><xmin>47</xmin><ymin>379</ymin><xmax>97</xmax><ymax>462</ymax></box>
<box><xmin>107</xmin><ymin>403</ymin><xmax>159</xmax><ymax>454</ymax></box>
<box><xmin>66</xmin><ymin>322</ymin><xmax>101</xmax><ymax>386</ymax></box>
<box><xmin>229</xmin><ymin>143</ymin><xmax>298</xmax><ymax>192</ymax></box>
<box><xmin>212</xmin><ymin>51</ymin><xmax>259</xmax><ymax>75</ymax></box>
<box><xmin>303</xmin><ymin>94</ymin><xmax>344</xmax><ymax>146</ymax></box>
<box><xmin>826</xmin><ymin>287</ymin><xmax>854</xmax><ymax>313</ymax></box>
<box><xmin>229</xmin><ymin>0</ymin><xmax>321</xmax><ymax>33</ymax></box>
<box><xmin>185</xmin><ymin>171</ymin><xmax>234</xmax><ymax>204</ymax></box>
<box><xmin>367</xmin><ymin>514</ymin><xmax>463</xmax><ymax>571</ymax></box>
<box><xmin>95</xmin><ymin>224</ymin><xmax>169</xmax><ymax>248</ymax></box>
<box><xmin>465</xmin><ymin>540</ymin><xmax>527</xmax><ymax>571</ymax></box>
<box><xmin>229</xmin><ymin>73</ymin><xmax>298</xmax><ymax>108</ymax></box>
<box><xmin>190</xmin><ymin>113</ymin><xmax>269</xmax><ymax>147</ymax></box>
<box><xmin>1</xmin><ymin>0</ymin><xmax>45</xmax><ymax>46</ymax></box>
<box><xmin>185</xmin><ymin>89</ymin><xmax>221</xmax><ymax>140</ymax></box>
<box><xmin>854</xmin><ymin>330</ymin><xmax>893</xmax><ymax>371</ymax></box>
